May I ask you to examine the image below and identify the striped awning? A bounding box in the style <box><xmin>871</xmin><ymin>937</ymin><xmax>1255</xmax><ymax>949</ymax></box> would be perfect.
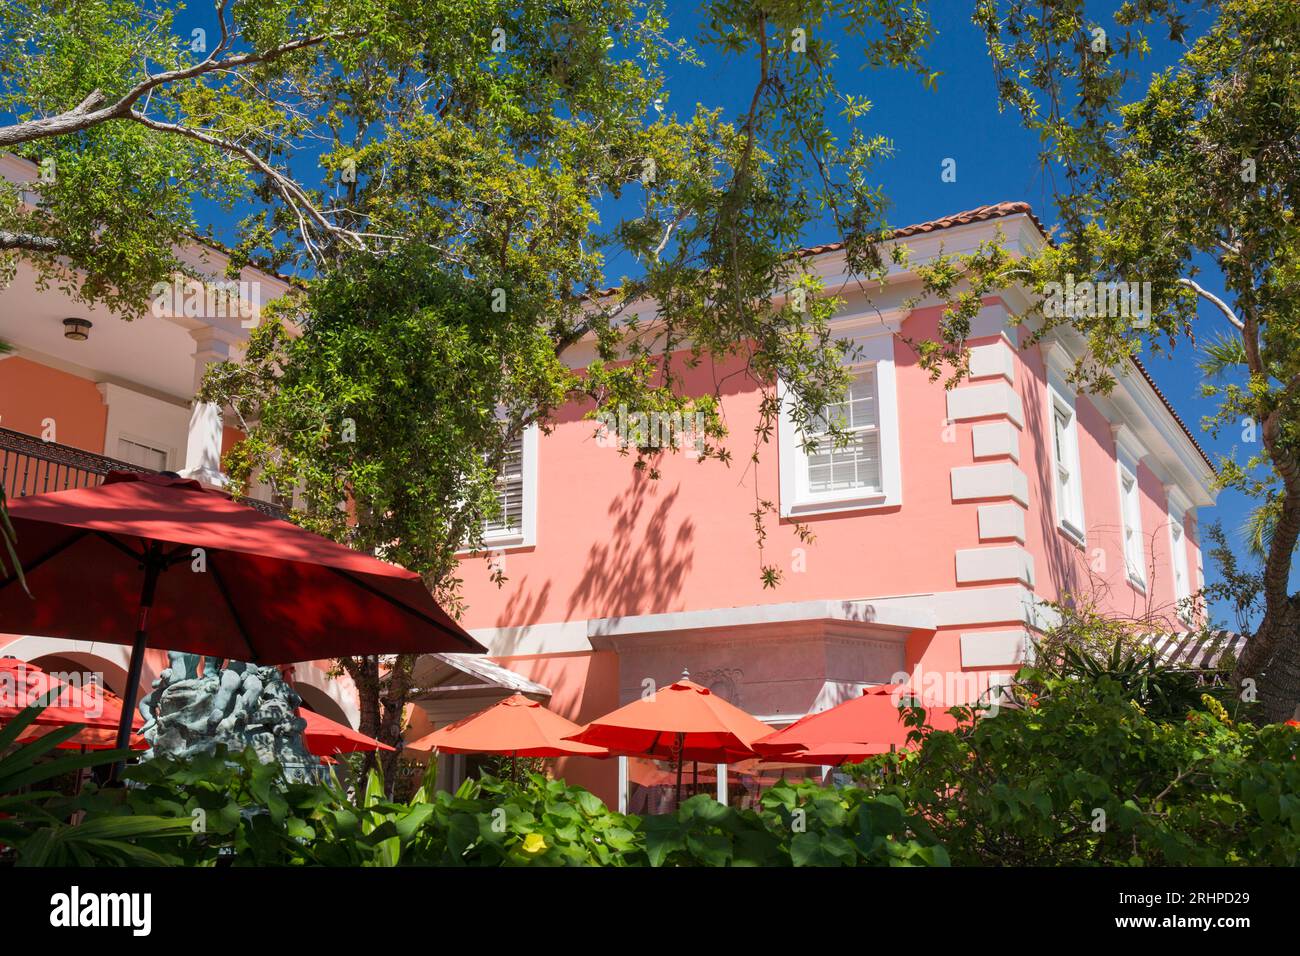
<box><xmin>1141</xmin><ymin>630</ymin><xmax>1246</xmax><ymax>670</ymax></box>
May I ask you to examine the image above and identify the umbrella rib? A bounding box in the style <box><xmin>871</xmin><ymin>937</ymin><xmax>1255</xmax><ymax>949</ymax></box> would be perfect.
<box><xmin>93</xmin><ymin>534</ymin><xmax>191</xmax><ymax>570</ymax></box>
<box><xmin>324</xmin><ymin>566</ymin><xmax>481</xmax><ymax>650</ymax></box>
<box><xmin>0</xmin><ymin>528</ymin><xmax>89</xmax><ymax>594</ymax></box>
<box><xmin>92</xmin><ymin>531</ymin><xmax>149</xmax><ymax>563</ymax></box>
<box><xmin>208</xmin><ymin>558</ymin><xmax>260</xmax><ymax>664</ymax></box>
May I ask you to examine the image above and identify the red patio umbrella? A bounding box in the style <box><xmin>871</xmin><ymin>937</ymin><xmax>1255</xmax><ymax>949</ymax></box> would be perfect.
<box><xmin>15</xmin><ymin>721</ymin><xmax>150</xmax><ymax>751</ymax></box>
<box><xmin>565</xmin><ymin>676</ymin><xmax>772</xmax><ymax>804</ymax></box>
<box><xmin>1</xmin><ymin>658</ymin><xmax>146</xmax><ymax>750</ymax></box>
<box><xmin>300</xmin><ymin>708</ymin><xmax>394</xmax><ymax>756</ymax></box>
<box><xmin>406</xmin><ymin>693</ymin><xmax>607</xmax><ymax>759</ymax></box>
<box><xmin>754</xmin><ymin>683</ymin><xmax>964</xmax><ymax>765</ymax></box>
<box><xmin>758</xmin><ymin>742</ymin><xmax>886</xmax><ymax>766</ymax></box>
<box><xmin>0</xmin><ymin>472</ymin><xmax>483</xmax><ymax>758</ymax></box>
<box><xmin>0</xmin><ymin>657</ymin><xmax>138</xmax><ymax>732</ymax></box>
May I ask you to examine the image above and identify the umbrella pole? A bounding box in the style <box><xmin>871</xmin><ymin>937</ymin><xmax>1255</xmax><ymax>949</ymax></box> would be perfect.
<box><xmin>111</xmin><ymin>546</ymin><xmax>164</xmax><ymax>780</ymax></box>
<box><xmin>674</xmin><ymin>733</ymin><xmax>684</xmax><ymax>808</ymax></box>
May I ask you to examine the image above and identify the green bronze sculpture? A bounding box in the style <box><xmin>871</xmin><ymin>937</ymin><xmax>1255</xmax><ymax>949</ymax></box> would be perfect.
<box><xmin>139</xmin><ymin>654</ymin><xmax>317</xmax><ymax>781</ymax></box>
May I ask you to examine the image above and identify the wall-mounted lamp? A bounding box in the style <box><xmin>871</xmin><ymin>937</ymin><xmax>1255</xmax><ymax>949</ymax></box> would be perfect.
<box><xmin>62</xmin><ymin>317</ymin><xmax>92</xmax><ymax>341</ymax></box>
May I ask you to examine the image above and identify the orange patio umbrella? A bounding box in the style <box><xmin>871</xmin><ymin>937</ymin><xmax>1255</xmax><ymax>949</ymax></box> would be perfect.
<box><xmin>406</xmin><ymin>694</ymin><xmax>607</xmax><ymax>780</ymax></box>
<box><xmin>565</xmin><ymin>675</ymin><xmax>772</xmax><ymax>804</ymax></box>
<box><xmin>299</xmin><ymin>708</ymin><xmax>394</xmax><ymax>756</ymax></box>
<box><xmin>754</xmin><ymin>683</ymin><xmax>964</xmax><ymax>765</ymax></box>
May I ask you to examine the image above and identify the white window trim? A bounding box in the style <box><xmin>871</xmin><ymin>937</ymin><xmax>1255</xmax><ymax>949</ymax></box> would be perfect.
<box><xmin>1046</xmin><ymin>381</ymin><xmax>1086</xmax><ymax>545</ymax></box>
<box><xmin>1116</xmin><ymin>459</ymin><xmax>1146</xmax><ymax>590</ymax></box>
<box><xmin>480</xmin><ymin>423</ymin><xmax>538</xmax><ymax>549</ymax></box>
<box><xmin>778</xmin><ymin>331</ymin><xmax>902</xmax><ymax>517</ymax></box>
<box><xmin>95</xmin><ymin>382</ymin><xmax>189</xmax><ymax>473</ymax></box>
<box><xmin>1168</xmin><ymin>514</ymin><xmax>1192</xmax><ymax>624</ymax></box>
<box><xmin>115</xmin><ymin>431</ymin><xmax>176</xmax><ymax>472</ymax></box>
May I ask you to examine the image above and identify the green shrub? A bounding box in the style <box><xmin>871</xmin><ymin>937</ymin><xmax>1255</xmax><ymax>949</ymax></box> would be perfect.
<box><xmin>642</xmin><ymin>784</ymin><xmax>946</xmax><ymax>866</ymax></box>
<box><xmin>7</xmin><ymin>670</ymin><xmax>1298</xmax><ymax>867</ymax></box>
<box><xmin>849</xmin><ymin>671</ymin><xmax>1300</xmax><ymax>866</ymax></box>
<box><xmin>1</xmin><ymin>721</ymin><xmax>945</xmax><ymax>866</ymax></box>
<box><xmin>0</xmin><ymin>704</ymin><xmax>196</xmax><ymax>866</ymax></box>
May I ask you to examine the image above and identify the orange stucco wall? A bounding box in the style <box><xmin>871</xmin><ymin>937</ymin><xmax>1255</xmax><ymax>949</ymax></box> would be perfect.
<box><xmin>454</xmin><ymin>298</ymin><xmax>1205</xmax><ymax>691</ymax></box>
<box><xmin>456</xmin><ymin>304</ymin><xmax>998</xmax><ymax>630</ymax></box>
<box><xmin>0</xmin><ymin>356</ymin><xmax>107</xmax><ymax>453</ymax></box>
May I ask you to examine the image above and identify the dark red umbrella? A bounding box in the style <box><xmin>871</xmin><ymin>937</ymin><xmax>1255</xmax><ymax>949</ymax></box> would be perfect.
<box><xmin>0</xmin><ymin>472</ymin><xmax>483</xmax><ymax>755</ymax></box>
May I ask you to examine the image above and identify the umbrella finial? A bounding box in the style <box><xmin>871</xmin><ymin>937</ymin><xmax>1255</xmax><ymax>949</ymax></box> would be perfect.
<box><xmin>681</xmin><ymin>667</ymin><xmax>690</xmax><ymax>680</ymax></box>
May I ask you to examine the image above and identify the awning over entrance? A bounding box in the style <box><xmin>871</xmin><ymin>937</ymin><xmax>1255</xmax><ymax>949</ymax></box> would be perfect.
<box><xmin>1142</xmin><ymin>630</ymin><xmax>1245</xmax><ymax>671</ymax></box>
<box><xmin>410</xmin><ymin>652</ymin><xmax>552</xmax><ymax>725</ymax></box>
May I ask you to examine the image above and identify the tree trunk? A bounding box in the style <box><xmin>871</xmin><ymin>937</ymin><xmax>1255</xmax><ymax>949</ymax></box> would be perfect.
<box><xmin>1248</xmin><ymin>600</ymin><xmax>1300</xmax><ymax>723</ymax></box>
<box><xmin>1231</xmin><ymin>436</ymin><xmax>1300</xmax><ymax>721</ymax></box>
<box><xmin>343</xmin><ymin>654</ymin><xmax>383</xmax><ymax>780</ymax></box>
<box><xmin>377</xmin><ymin>654</ymin><xmax>415</xmax><ymax>797</ymax></box>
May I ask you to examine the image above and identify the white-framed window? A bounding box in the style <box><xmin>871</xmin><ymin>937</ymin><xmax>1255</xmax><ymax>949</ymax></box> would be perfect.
<box><xmin>480</xmin><ymin>424</ymin><xmax>538</xmax><ymax>548</ymax></box>
<box><xmin>1117</xmin><ymin>462</ymin><xmax>1145</xmax><ymax>588</ymax></box>
<box><xmin>805</xmin><ymin>367</ymin><xmax>882</xmax><ymax>495</ymax></box>
<box><xmin>116</xmin><ymin>436</ymin><xmax>170</xmax><ymax>471</ymax></box>
<box><xmin>1169</xmin><ymin>514</ymin><xmax>1192</xmax><ymax>622</ymax></box>
<box><xmin>1047</xmin><ymin>386</ymin><xmax>1085</xmax><ymax>542</ymax></box>
<box><xmin>778</xmin><ymin>331</ymin><xmax>902</xmax><ymax>517</ymax></box>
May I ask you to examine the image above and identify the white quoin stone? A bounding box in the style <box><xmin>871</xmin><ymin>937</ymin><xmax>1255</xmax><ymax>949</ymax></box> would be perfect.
<box><xmin>960</xmin><ymin>630</ymin><xmax>1034</xmax><ymax>668</ymax></box>
<box><xmin>968</xmin><ymin>340</ymin><xmax>1015</xmax><ymax>383</ymax></box>
<box><xmin>954</xmin><ymin>546</ymin><xmax>1035</xmax><ymax>585</ymax></box>
<box><xmin>945</xmin><ymin>381</ymin><xmax>1024</xmax><ymax>426</ymax></box>
<box><xmin>950</xmin><ymin>462</ymin><xmax>1030</xmax><ymax>507</ymax></box>
<box><xmin>971</xmin><ymin>421</ymin><xmax>1020</xmax><ymax>461</ymax></box>
<box><xmin>978</xmin><ymin>503</ymin><xmax>1026</xmax><ymax>542</ymax></box>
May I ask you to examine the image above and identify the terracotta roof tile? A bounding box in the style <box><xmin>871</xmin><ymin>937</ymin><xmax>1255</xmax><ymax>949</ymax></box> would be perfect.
<box><xmin>796</xmin><ymin>201</ymin><xmax>1045</xmax><ymax>256</ymax></box>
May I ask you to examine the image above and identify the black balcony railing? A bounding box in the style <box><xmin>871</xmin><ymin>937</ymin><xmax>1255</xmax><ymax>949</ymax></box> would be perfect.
<box><xmin>0</xmin><ymin>425</ymin><xmax>287</xmax><ymax>519</ymax></box>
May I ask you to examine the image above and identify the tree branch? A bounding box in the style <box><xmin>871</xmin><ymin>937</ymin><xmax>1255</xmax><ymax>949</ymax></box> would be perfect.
<box><xmin>0</xmin><ymin>28</ymin><xmax>358</xmax><ymax>149</ymax></box>
<box><xmin>126</xmin><ymin>110</ymin><xmax>379</xmax><ymax>258</ymax></box>
<box><xmin>0</xmin><ymin>230</ymin><xmax>59</xmax><ymax>252</ymax></box>
<box><xmin>1177</xmin><ymin>277</ymin><xmax>1244</xmax><ymax>331</ymax></box>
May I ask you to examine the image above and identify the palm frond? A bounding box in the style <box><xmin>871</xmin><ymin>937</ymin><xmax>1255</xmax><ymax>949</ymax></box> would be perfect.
<box><xmin>1242</xmin><ymin>498</ymin><xmax>1282</xmax><ymax>560</ymax></box>
<box><xmin>1198</xmin><ymin>331</ymin><xmax>1248</xmax><ymax>379</ymax></box>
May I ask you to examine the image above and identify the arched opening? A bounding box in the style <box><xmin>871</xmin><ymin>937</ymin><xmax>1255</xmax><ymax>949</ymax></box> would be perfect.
<box><xmin>295</xmin><ymin>681</ymin><xmax>352</xmax><ymax>727</ymax></box>
<box><xmin>28</xmin><ymin>651</ymin><xmax>129</xmax><ymax>697</ymax></box>
<box><xmin>0</xmin><ymin>637</ymin><xmax>154</xmax><ymax>703</ymax></box>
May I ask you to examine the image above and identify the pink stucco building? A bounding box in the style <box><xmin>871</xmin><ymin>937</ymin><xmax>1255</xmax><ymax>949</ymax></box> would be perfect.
<box><xmin>0</xmin><ymin>165</ymin><xmax>1213</xmax><ymax>806</ymax></box>
<box><xmin>449</xmin><ymin>202</ymin><xmax>1215</xmax><ymax>802</ymax></box>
